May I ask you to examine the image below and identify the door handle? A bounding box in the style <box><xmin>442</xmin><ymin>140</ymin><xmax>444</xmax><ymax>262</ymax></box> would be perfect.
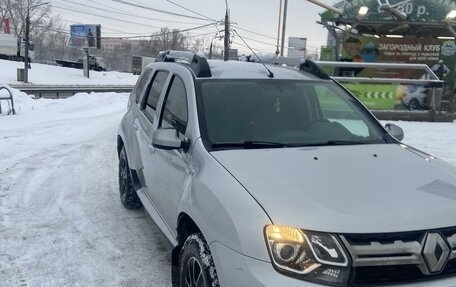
<box><xmin>132</xmin><ymin>123</ymin><xmax>138</xmax><ymax>130</ymax></box>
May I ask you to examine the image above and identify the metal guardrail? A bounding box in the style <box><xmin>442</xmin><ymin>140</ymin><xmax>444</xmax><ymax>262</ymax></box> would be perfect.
<box><xmin>313</xmin><ymin>61</ymin><xmax>445</xmax><ymax>114</ymax></box>
<box><xmin>0</xmin><ymin>85</ymin><xmax>16</xmax><ymax>115</ymax></box>
<box><xmin>9</xmin><ymin>85</ymin><xmax>134</xmax><ymax>99</ymax></box>
<box><xmin>315</xmin><ymin>61</ymin><xmax>443</xmax><ymax>86</ymax></box>
<box><xmin>258</xmin><ymin>57</ymin><xmax>455</xmax><ymax>121</ymax></box>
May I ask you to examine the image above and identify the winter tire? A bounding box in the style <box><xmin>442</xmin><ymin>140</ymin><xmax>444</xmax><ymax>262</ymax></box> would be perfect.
<box><xmin>179</xmin><ymin>234</ymin><xmax>219</xmax><ymax>287</ymax></box>
<box><xmin>119</xmin><ymin>146</ymin><xmax>142</xmax><ymax>209</ymax></box>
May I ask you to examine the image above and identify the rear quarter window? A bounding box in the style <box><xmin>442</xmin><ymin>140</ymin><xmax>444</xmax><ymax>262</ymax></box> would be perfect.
<box><xmin>134</xmin><ymin>68</ymin><xmax>154</xmax><ymax>103</ymax></box>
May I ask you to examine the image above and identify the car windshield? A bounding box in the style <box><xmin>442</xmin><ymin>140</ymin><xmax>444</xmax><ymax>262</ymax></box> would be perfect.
<box><xmin>197</xmin><ymin>79</ymin><xmax>389</xmax><ymax>150</ymax></box>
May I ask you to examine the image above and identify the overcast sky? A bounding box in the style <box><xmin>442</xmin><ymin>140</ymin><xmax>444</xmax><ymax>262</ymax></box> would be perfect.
<box><xmin>48</xmin><ymin>0</ymin><xmax>329</xmax><ymax>55</ymax></box>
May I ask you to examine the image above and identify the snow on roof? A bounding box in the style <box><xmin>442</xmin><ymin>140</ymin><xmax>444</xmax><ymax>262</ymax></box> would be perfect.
<box><xmin>207</xmin><ymin>60</ymin><xmax>317</xmax><ymax>80</ymax></box>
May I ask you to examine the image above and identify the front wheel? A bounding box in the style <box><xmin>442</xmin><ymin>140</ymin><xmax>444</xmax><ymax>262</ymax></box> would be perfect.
<box><xmin>179</xmin><ymin>234</ymin><xmax>219</xmax><ymax>287</ymax></box>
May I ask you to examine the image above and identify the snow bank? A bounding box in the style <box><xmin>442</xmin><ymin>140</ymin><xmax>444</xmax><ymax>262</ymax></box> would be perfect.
<box><xmin>0</xmin><ymin>87</ymin><xmax>128</xmax><ymax>131</ymax></box>
<box><xmin>0</xmin><ymin>59</ymin><xmax>138</xmax><ymax>85</ymax></box>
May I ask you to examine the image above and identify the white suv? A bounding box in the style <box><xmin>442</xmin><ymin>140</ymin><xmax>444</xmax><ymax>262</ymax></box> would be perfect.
<box><xmin>117</xmin><ymin>51</ymin><xmax>456</xmax><ymax>287</ymax></box>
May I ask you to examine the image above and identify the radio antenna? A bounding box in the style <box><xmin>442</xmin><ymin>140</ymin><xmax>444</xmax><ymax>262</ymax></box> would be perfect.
<box><xmin>232</xmin><ymin>29</ymin><xmax>274</xmax><ymax>78</ymax></box>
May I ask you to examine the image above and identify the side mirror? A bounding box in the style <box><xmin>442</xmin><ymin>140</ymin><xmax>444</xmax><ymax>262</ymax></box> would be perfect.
<box><xmin>385</xmin><ymin>123</ymin><xmax>404</xmax><ymax>141</ymax></box>
<box><xmin>152</xmin><ymin>128</ymin><xmax>190</xmax><ymax>152</ymax></box>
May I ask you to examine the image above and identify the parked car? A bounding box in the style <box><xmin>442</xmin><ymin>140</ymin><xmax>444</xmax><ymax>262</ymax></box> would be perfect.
<box><xmin>117</xmin><ymin>51</ymin><xmax>456</xmax><ymax>287</ymax></box>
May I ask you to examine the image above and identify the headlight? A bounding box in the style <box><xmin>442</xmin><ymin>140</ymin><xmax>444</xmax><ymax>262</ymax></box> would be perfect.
<box><xmin>265</xmin><ymin>225</ymin><xmax>350</xmax><ymax>286</ymax></box>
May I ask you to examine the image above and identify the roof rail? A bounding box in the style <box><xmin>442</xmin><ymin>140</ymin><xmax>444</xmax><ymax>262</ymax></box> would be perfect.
<box><xmin>299</xmin><ymin>60</ymin><xmax>331</xmax><ymax>80</ymax></box>
<box><xmin>253</xmin><ymin>55</ymin><xmax>330</xmax><ymax>79</ymax></box>
<box><xmin>155</xmin><ymin>50</ymin><xmax>212</xmax><ymax>78</ymax></box>
<box><xmin>190</xmin><ymin>54</ymin><xmax>211</xmax><ymax>77</ymax></box>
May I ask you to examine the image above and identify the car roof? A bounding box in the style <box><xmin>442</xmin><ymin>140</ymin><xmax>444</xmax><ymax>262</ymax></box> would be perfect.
<box><xmin>207</xmin><ymin>60</ymin><xmax>321</xmax><ymax>80</ymax></box>
<box><xmin>151</xmin><ymin>50</ymin><xmax>330</xmax><ymax>81</ymax></box>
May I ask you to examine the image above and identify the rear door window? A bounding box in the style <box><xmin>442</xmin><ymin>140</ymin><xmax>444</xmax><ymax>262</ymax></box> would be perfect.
<box><xmin>143</xmin><ymin>71</ymin><xmax>168</xmax><ymax>122</ymax></box>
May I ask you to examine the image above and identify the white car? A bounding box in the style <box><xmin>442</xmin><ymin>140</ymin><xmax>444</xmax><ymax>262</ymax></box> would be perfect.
<box><xmin>117</xmin><ymin>51</ymin><xmax>456</xmax><ymax>287</ymax></box>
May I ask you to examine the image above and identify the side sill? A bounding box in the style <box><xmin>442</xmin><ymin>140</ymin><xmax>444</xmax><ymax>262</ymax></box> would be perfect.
<box><xmin>136</xmin><ymin>187</ymin><xmax>178</xmax><ymax>246</ymax></box>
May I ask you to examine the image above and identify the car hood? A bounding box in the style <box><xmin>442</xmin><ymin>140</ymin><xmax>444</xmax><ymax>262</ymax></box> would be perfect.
<box><xmin>211</xmin><ymin>144</ymin><xmax>456</xmax><ymax>233</ymax></box>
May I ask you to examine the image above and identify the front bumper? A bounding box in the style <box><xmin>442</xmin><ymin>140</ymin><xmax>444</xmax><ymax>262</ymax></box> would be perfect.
<box><xmin>210</xmin><ymin>241</ymin><xmax>456</xmax><ymax>287</ymax></box>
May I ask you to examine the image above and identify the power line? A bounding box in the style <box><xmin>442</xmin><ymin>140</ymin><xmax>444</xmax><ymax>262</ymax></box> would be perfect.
<box><xmin>119</xmin><ymin>22</ymin><xmax>218</xmax><ymax>39</ymax></box>
<box><xmin>45</xmin><ymin>17</ymin><xmax>153</xmax><ymax>35</ymax></box>
<box><xmin>36</xmin><ymin>22</ymin><xmax>218</xmax><ymax>40</ymax></box>
<box><xmin>55</xmin><ymin>0</ymin><xmax>209</xmax><ymax>26</ymax></box>
<box><xmin>52</xmin><ymin>5</ymin><xmax>163</xmax><ymax>29</ymax></box>
<box><xmin>165</xmin><ymin>0</ymin><xmax>217</xmax><ymax>22</ymax></box>
<box><xmin>234</xmin><ymin>25</ymin><xmax>322</xmax><ymax>49</ymax></box>
<box><xmin>234</xmin><ymin>26</ymin><xmax>277</xmax><ymax>41</ymax></box>
<box><xmin>186</xmin><ymin>31</ymin><xmax>219</xmax><ymax>39</ymax></box>
<box><xmin>53</xmin><ymin>4</ymin><xmax>220</xmax><ymax>38</ymax></box>
<box><xmin>231</xmin><ymin>40</ymin><xmax>269</xmax><ymax>54</ymax></box>
<box><xmin>111</xmin><ymin>0</ymin><xmax>211</xmax><ymax>21</ymax></box>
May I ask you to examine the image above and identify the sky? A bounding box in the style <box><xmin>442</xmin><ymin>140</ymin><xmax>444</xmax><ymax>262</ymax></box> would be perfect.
<box><xmin>48</xmin><ymin>0</ymin><xmax>330</xmax><ymax>56</ymax></box>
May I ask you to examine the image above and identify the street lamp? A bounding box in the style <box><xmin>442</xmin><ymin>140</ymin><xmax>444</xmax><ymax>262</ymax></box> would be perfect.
<box><xmin>223</xmin><ymin>0</ymin><xmax>230</xmax><ymax>61</ymax></box>
<box><xmin>358</xmin><ymin>6</ymin><xmax>369</xmax><ymax>16</ymax></box>
<box><xmin>24</xmin><ymin>1</ymin><xmax>50</xmax><ymax>83</ymax></box>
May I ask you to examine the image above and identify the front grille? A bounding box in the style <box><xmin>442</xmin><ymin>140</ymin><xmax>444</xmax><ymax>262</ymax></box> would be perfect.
<box><xmin>352</xmin><ymin>259</ymin><xmax>456</xmax><ymax>286</ymax></box>
<box><xmin>340</xmin><ymin>227</ymin><xmax>456</xmax><ymax>286</ymax></box>
<box><xmin>353</xmin><ymin>264</ymin><xmax>424</xmax><ymax>285</ymax></box>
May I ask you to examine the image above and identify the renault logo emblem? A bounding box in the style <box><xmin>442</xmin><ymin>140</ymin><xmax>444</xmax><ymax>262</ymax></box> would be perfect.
<box><xmin>422</xmin><ymin>233</ymin><xmax>450</xmax><ymax>273</ymax></box>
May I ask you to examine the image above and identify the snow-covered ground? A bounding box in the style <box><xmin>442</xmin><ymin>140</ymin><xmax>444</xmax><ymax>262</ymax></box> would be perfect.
<box><xmin>0</xmin><ymin>76</ymin><xmax>455</xmax><ymax>286</ymax></box>
<box><xmin>1</xmin><ymin>59</ymin><xmax>138</xmax><ymax>86</ymax></box>
<box><xmin>0</xmin><ymin>89</ymin><xmax>171</xmax><ymax>287</ymax></box>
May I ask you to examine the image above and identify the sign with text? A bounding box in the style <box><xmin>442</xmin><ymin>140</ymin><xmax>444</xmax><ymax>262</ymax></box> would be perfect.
<box><xmin>341</xmin><ymin>36</ymin><xmax>456</xmax><ymax>84</ymax></box>
<box><xmin>341</xmin><ymin>0</ymin><xmax>456</xmax><ymax>22</ymax></box>
<box><xmin>288</xmin><ymin>37</ymin><xmax>307</xmax><ymax>59</ymax></box>
<box><xmin>70</xmin><ymin>24</ymin><xmax>101</xmax><ymax>49</ymax></box>
<box><xmin>337</xmin><ymin>36</ymin><xmax>453</xmax><ymax>110</ymax></box>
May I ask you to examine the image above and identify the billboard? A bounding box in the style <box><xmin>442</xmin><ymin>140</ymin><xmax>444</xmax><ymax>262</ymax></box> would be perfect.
<box><xmin>70</xmin><ymin>24</ymin><xmax>101</xmax><ymax>49</ymax></box>
<box><xmin>288</xmin><ymin>37</ymin><xmax>307</xmax><ymax>59</ymax></box>
<box><xmin>340</xmin><ymin>0</ymin><xmax>456</xmax><ymax>22</ymax></box>
<box><xmin>340</xmin><ymin>36</ymin><xmax>456</xmax><ymax>84</ymax></box>
<box><xmin>337</xmin><ymin>36</ymin><xmax>454</xmax><ymax>110</ymax></box>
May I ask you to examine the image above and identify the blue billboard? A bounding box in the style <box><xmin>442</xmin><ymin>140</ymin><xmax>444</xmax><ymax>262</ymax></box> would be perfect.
<box><xmin>70</xmin><ymin>24</ymin><xmax>101</xmax><ymax>49</ymax></box>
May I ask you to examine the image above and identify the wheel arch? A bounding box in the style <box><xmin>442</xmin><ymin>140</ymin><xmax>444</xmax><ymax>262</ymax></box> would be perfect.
<box><xmin>171</xmin><ymin>212</ymin><xmax>202</xmax><ymax>287</ymax></box>
<box><xmin>117</xmin><ymin>135</ymin><xmax>124</xmax><ymax>158</ymax></box>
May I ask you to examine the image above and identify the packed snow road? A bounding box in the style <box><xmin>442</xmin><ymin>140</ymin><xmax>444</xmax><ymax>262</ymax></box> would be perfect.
<box><xmin>0</xmin><ymin>89</ymin><xmax>455</xmax><ymax>287</ymax></box>
<box><xmin>0</xmin><ymin>91</ymin><xmax>171</xmax><ymax>287</ymax></box>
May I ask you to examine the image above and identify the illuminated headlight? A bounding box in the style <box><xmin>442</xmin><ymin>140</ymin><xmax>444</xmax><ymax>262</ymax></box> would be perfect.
<box><xmin>265</xmin><ymin>225</ymin><xmax>350</xmax><ymax>286</ymax></box>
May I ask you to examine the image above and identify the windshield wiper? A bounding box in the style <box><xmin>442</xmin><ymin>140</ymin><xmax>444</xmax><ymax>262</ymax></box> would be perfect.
<box><xmin>212</xmin><ymin>141</ymin><xmax>289</xmax><ymax>149</ymax></box>
<box><xmin>320</xmin><ymin>140</ymin><xmax>371</xmax><ymax>146</ymax></box>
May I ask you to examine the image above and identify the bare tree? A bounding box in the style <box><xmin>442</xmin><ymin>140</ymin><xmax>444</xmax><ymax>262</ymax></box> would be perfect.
<box><xmin>189</xmin><ymin>37</ymin><xmax>210</xmax><ymax>53</ymax></box>
<box><xmin>153</xmin><ymin>27</ymin><xmax>189</xmax><ymax>52</ymax></box>
<box><xmin>5</xmin><ymin>0</ymin><xmax>51</xmax><ymax>36</ymax></box>
<box><xmin>33</xmin><ymin>18</ymin><xmax>71</xmax><ymax>61</ymax></box>
<box><xmin>0</xmin><ymin>0</ymin><xmax>8</xmax><ymax>32</ymax></box>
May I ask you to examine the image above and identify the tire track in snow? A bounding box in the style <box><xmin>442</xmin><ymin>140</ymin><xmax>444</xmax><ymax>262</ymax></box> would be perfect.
<box><xmin>0</xmin><ymin>102</ymin><xmax>172</xmax><ymax>287</ymax></box>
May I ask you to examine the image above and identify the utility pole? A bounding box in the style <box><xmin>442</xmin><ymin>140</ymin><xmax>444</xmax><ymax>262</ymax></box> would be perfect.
<box><xmin>276</xmin><ymin>0</ymin><xmax>283</xmax><ymax>56</ymax></box>
<box><xmin>224</xmin><ymin>0</ymin><xmax>230</xmax><ymax>61</ymax></box>
<box><xmin>280</xmin><ymin>0</ymin><xmax>288</xmax><ymax>56</ymax></box>
<box><xmin>24</xmin><ymin>1</ymin><xmax>50</xmax><ymax>83</ymax></box>
<box><xmin>24</xmin><ymin>11</ymin><xmax>30</xmax><ymax>83</ymax></box>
